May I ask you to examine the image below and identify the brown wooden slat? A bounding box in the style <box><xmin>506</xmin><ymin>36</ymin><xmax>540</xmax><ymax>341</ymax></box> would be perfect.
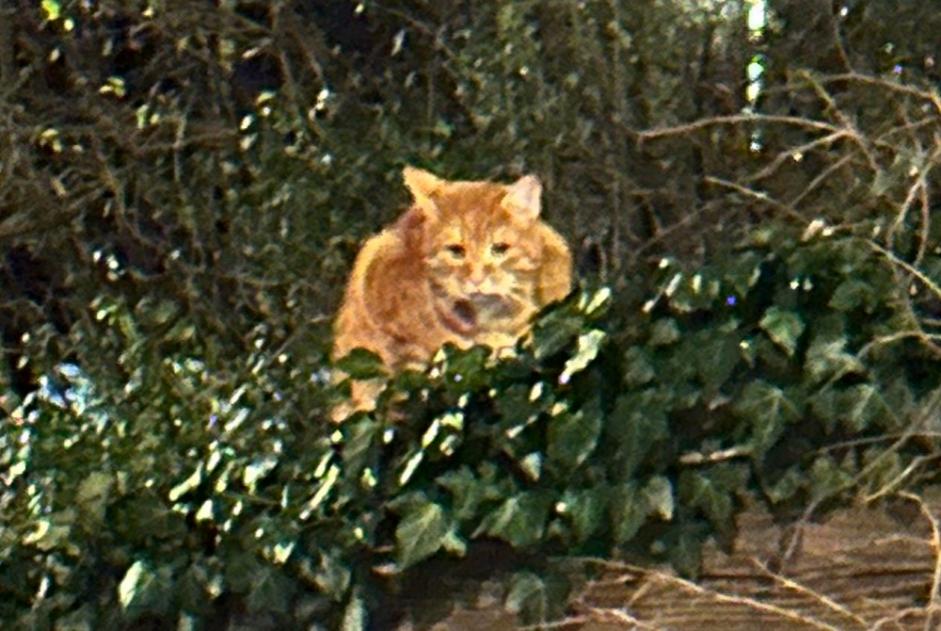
<box><xmin>397</xmin><ymin>489</ymin><xmax>941</xmax><ymax>630</ymax></box>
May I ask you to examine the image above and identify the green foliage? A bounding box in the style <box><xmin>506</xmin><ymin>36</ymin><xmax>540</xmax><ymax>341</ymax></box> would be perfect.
<box><xmin>5</xmin><ymin>225</ymin><xmax>941</xmax><ymax>627</ymax></box>
<box><xmin>5</xmin><ymin>0</ymin><xmax>941</xmax><ymax>628</ymax></box>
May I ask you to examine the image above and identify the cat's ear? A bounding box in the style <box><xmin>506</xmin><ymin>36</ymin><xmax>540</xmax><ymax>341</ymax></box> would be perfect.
<box><xmin>403</xmin><ymin>166</ymin><xmax>441</xmax><ymax>217</ymax></box>
<box><xmin>502</xmin><ymin>175</ymin><xmax>542</xmax><ymax>222</ymax></box>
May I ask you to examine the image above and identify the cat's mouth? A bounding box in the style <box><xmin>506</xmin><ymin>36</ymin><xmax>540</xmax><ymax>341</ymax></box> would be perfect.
<box><xmin>439</xmin><ymin>294</ymin><xmax>517</xmax><ymax>335</ymax></box>
<box><xmin>467</xmin><ymin>292</ymin><xmax>517</xmax><ymax>319</ymax></box>
<box><xmin>451</xmin><ymin>299</ymin><xmax>477</xmax><ymax>330</ymax></box>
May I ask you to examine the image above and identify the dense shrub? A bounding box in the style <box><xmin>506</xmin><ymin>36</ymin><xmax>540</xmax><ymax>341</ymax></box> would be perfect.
<box><xmin>4</xmin><ymin>0</ymin><xmax>941</xmax><ymax>628</ymax></box>
<box><xmin>5</xmin><ymin>213</ymin><xmax>941</xmax><ymax>627</ymax></box>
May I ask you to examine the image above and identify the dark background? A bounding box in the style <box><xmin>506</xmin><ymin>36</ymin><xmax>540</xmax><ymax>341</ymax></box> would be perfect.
<box><xmin>2</xmin><ymin>0</ymin><xmax>939</xmax><ymax>402</ymax></box>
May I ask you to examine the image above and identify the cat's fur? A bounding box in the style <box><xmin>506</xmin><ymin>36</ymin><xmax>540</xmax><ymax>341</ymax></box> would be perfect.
<box><xmin>331</xmin><ymin>166</ymin><xmax>572</xmax><ymax>420</ymax></box>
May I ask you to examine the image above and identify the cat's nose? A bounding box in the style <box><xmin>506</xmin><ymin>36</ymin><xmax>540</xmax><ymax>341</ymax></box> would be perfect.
<box><xmin>468</xmin><ymin>269</ymin><xmax>486</xmax><ymax>287</ymax></box>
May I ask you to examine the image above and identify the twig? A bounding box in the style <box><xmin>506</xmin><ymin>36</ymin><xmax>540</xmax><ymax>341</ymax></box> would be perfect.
<box><xmin>584</xmin><ymin>606</ymin><xmax>663</xmax><ymax>630</ymax></box>
<box><xmin>748</xmin><ymin>557</ymin><xmax>868</xmax><ymax>628</ymax></box>
<box><xmin>571</xmin><ymin>558</ymin><xmax>844</xmax><ymax>630</ymax></box>
<box><xmin>679</xmin><ymin>445</ymin><xmax>751</xmax><ymax>465</ymax></box>
<box><xmin>783</xmin><ymin>389</ymin><xmax>941</xmax><ymax>568</ymax></box>
<box><xmin>897</xmin><ymin>490</ymin><xmax>941</xmax><ymax>631</ymax></box>
<box><xmin>863</xmin><ymin>455</ymin><xmax>934</xmax><ymax>503</ymax></box>
<box><xmin>638</xmin><ymin>113</ymin><xmax>841</xmax><ymax>142</ymax></box>
<box><xmin>884</xmin><ymin>142</ymin><xmax>941</xmax><ymax>257</ymax></box>
<box><xmin>745</xmin><ymin>130</ymin><xmax>850</xmax><ymax>183</ymax></box>
<box><xmin>868</xmin><ymin>239</ymin><xmax>941</xmax><ymax>307</ymax></box>
<box><xmin>868</xmin><ymin>240</ymin><xmax>941</xmax><ymax>307</ymax></box>
<box><xmin>703</xmin><ymin>176</ymin><xmax>808</xmax><ymax>225</ymax></box>
<box><xmin>813</xmin><ymin>72</ymin><xmax>941</xmax><ymax>116</ymax></box>
<box><xmin>916</xmin><ymin>175</ymin><xmax>931</xmax><ymax>266</ymax></box>
<box><xmin>870</xmin><ymin>607</ymin><xmax>930</xmax><ymax>630</ymax></box>
<box><xmin>858</xmin><ymin>330</ymin><xmax>941</xmax><ymax>360</ymax></box>
<box><xmin>642</xmin><ymin>565</ymin><xmax>842</xmax><ymax>630</ymax></box>
<box><xmin>826</xmin><ymin>3</ymin><xmax>853</xmax><ymax>73</ymax></box>
<box><xmin>796</xmin><ymin>70</ymin><xmax>879</xmax><ymax>173</ymax></box>
<box><xmin>788</xmin><ymin>153</ymin><xmax>854</xmax><ymax>208</ymax></box>
<box><xmin>516</xmin><ymin>614</ymin><xmax>590</xmax><ymax>630</ymax></box>
<box><xmin>819</xmin><ymin>432</ymin><xmax>941</xmax><ymax>454</ymax></box>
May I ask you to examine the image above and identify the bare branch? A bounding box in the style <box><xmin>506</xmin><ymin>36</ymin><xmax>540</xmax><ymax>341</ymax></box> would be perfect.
<box><xmin>638</xmin><ymin>113</ymin><xmax>841</xmax><ymax>142</ymax></box>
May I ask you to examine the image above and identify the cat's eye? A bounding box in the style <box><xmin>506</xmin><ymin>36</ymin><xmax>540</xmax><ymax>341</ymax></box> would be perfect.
<box><xmin>491</xmin><ymin>242</ymin><xmax>510</xmax><ymax>255</ymax></box>
<box><xmin>445</xmin><ymin>244</ymin><xmax>466</xmax><ymax>258</ymax></box>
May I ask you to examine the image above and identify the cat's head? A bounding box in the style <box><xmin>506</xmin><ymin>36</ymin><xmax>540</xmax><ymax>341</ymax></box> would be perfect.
<box><xmin>401</xmin><ymin>166</ymin><xmax>545</xmax><ymax>318</ymax></box>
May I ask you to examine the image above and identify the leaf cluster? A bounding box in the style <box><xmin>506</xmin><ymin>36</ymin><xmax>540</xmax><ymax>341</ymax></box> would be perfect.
<box><xmin>4</xmin><ymin>216</ymin><xmax>941</xmax><ymax>627</ymax></box>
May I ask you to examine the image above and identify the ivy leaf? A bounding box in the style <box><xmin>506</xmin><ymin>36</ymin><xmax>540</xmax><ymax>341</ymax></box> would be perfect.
<box><xmin>561</xmin><ymin>487</ymin><xmax>607</xmax><ymax>544</ymax></box>
<box><xmin>436</xmin><ymin>467</ymin><xmax>486</xmax><ymax>521</ymax></box>
<box><xmin>579</xmin><ymin>286</ymin><xmax>612</xmax><ymax>318</ymax></box>
<box><xmin>733</xmin><ymin>381</ymin><xmax>801</xmax><ymax>460</ymax></box>
<box><xmin>547</xmin><ymin>400</ymin><xmax>602</xmax><ymax>472</ymax></box>
<box><xmin>692</xmin><ymin>329</ymin><xmax>740</xmax><ymax>392</ymax></box>
<box><xmin>118</xmin><ymin>560</ymin><xmax>150</xmax><ymax>610</ymax></box>
<box><xmin>341</xmin><ymin>416</ymin><xmax>380</xmax><ymax>479</ymax></box>
<box><xmin>650</xmin><ymin>318</ymin><xmax>681</xmax><ymax>346</ymax></box>
<box><xmin>117</xmin><ymin>561</ymin><xmax>172</xmax><ymax>616</ymax></box>
<box><xmin>245</xmin><ymin>566</ymin><xmax>292</xmax><ymax>615</ymax></box>
<box><xmin>225</xmin><ymin>553</ymin><xmax>263</xmax><ymax>594</ymax></box>
<box><xmin>443</xmin><ymin>345</ymin><xmax>490</xmax><ymax>391</ymax></box>
<box><xmin>622</xmin><ymin>346</ymin><xmax>655</xmax><ymax>386</ymax></box>
<box><xmin>386</xmin><ymin>491</ymin><xmax>433</xmax><ymax>515</ymax></box>
<box><xmin>829</xmin><ymin>279</ymin><xmax>875</xmax><ymax>312</ymax></box>
<box><xmin>497</xmin><ymin>383</ymin><xmax>548</xmax><ymax>424</ymax></box>
<box><xmin>341</xmin><ymin>588</ymin><xmax>366</xmax><ymax>631</ymax></box>
<box><xmin>177</xmin><ymin>563</ymin><xmax>212</xmax><ymax>614</ymax></box>
<box><xmin>759</xmin><ymin>307</ymin><xmax>804</xmax><ymax>356</ymax></box>
<box><xmin>679</xmin><ymin>471</ymin><xmax>731</xmax><ymax>528</ymax></box>
<box><xmin>504</xmin><ymin>570</ymin><xmax>569</xmax><ymax>624</ymax></box>
<box><xmin>804</xmin><ymin>337</ymin><xmax>864</xmax><ymax>385</ymax></box>
<box><xmin>809</xmin><ymin>455</ymin><xmax>853</xmax><ymax>502</ymax></box>
<box><xmin>609</xmin><ymin>483</ymin><xmax>648</xmax><ymax>545</ymax></box>
<box><xmin>678</xmin><ymin>466</ymin><xmax>746</xmax><ymax>542</ymax></box>
<box><xmin>607</xmin><ymin>393</ymin><xmax>668</xmax><ymax>480</ymax></box>
<box><xmin>136</xmin><ymin>297</ymin><xmax>180</xmax><ymax>327</ymax></box>
<box><xmin>395</xmin><ymin>500</ymin><xmax>451</xmax><ymax>569</ymax></box>
<box><xmin>76</xmin><ymin>471</ymin><xmax>113</xmax><ymax>527</ymax></box>
<box><xmin>808</xmin><ymin>386</ymin><xmax>840</xmax><ymax>433</ymax></box>
<box><xmin>668</xmin><ymin>526</ymin><xmax>706</xmax><ymax>578</ymax></box>
<box><xmin>474</xmin><ymin>491</ymin><xmax>552</xmax><ymax>548</ymax></box>
<box><xmin>313</xmin><ymin>549</ymin><xmax>351</xmax><ymax>601</ymax></box>
<box><xmin>532</xmin><ymin>310</ymin><xmax>584</xmax><ymax>360</ymax></box>
<box><xmin>765</xmin><ymin>467</ymin><xmax>804</xmax><ymax>504</ymax></box>
<box><xmin>334</xmin><ymin>348</ymin><xmax>386</xmax><ymax>379</ymax></box>
<box><xmin>388</xmin><ymin>367</ymin><xmax>431</xmax><ymax>395</ymax></box>
<box><xmin>722</xmin><ymin>251</ymin><xmax>763</xmax><ymax>297</ymax></box>
<box><xmin>558</xmin><ymin>329</ymin><xmax>606</xmax><ymax>384</ymax></box>
<box><xmin>881</xmin><ymin>378</ymin><xmax>914</xmax><ymax>430</ymax></box>
<box><xmin>504</xmin><ymin>571</ymin><xmax>548</xmax><ymax>620</ymax></box>
<box><xmin>643</xmin><ymin>475</ymin><xmax>674</xmax><ymax>521</ymax></box>
<box><xmin>843</xmin><ymin>383</ymin><xmax>888</xmax><ymax>432</ymax></box>
<box><xmin>440</xmin><ymin>530</ymin><xmax>467</xmax><ymax>557</ymax></box>
<box><xmin>114</xmin><ymin>496</ymin><xmax>186</xmax><ymax>542</ymax></box>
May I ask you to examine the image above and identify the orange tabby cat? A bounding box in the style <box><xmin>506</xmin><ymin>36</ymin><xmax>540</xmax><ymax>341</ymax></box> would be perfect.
<box><xmin>331</xmin><ymin>166</ymin><xmax>572</xmax><ymax>420</ymax></box>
